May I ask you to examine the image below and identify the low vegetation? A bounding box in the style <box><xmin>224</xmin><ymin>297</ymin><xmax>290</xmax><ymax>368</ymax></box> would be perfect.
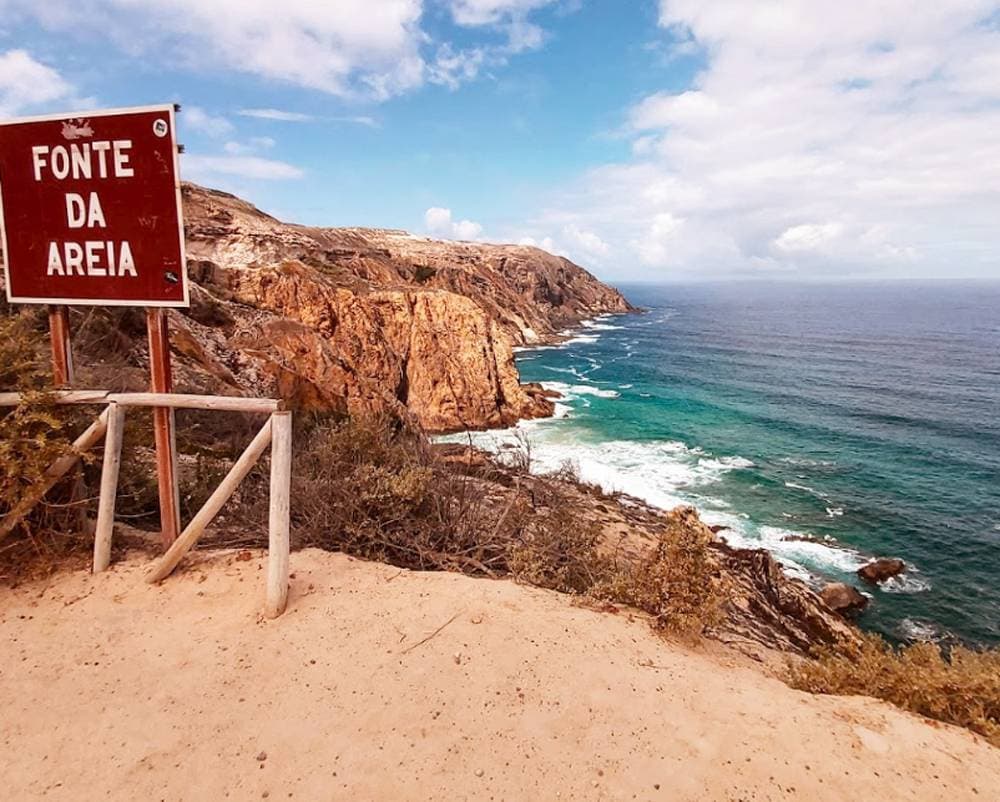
<box><xmin>3</xmin><ymin>305</ymin><xmax>996</xmax><ymax>744</ymax></box>
<box><xmin>280</xmin><ymin>414</ymin><xmax>723</xmax><ymax>637</ymax></box>
<box><xmin>0</xmin><ymin>311</ymin><xmax>89</xmax><ymax>578</ymax></box>
<box><xmin>788</xmin><ymin>633</ymin><xmax>1000</xmax><ymax>747</ymax></box>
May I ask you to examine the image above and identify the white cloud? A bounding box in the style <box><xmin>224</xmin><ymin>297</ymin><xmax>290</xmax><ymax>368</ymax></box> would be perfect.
<box><xmin>427</xmin><ymin>45</ymin><xmax>488</xmax><ymax>90</ymax></box>
<box><xmin>446</xmin><ymin>1</ymin><xmax>559</xmax><ymax>56</ymax></box>
<box><xmin>511</xmin><ymin>225</ymin><xmax>608</xmax><ymax>263</ymax></box>
<box><xmin>0</xmin><ymin>49</ymin><xmax>72</xmax><ymax>116</ymax></box>
<box><xmin>183</xmin><ymin>106</ymin><xmax>234</xmax><ymax>138</ymax></box>
<box><xmin>518</xmin><ymin>235</ymin><xmax>559</xmax><ymax>254</ymax></box>
<box><xmin>4</xmin><ymin>1</ymin><xmax>562</xmax><ymax>101</ymax></box>
<box><xmin>632</xmin><ymin>213</ymin><xmax>684</xmax><ymax>266</ymax></box>
<box><xmin>425</xmin><ymin>207</ymin><xmax>484</xmax><ymax>240</ymax></box>
<box><xmin>182</xmin><ymin>154</ymin><xmax>305</xmax><ymax>181</ymax></box>
<box><xmin>523</xmin><ymin>0</ymin><xmax>1000</xmax><ymax>279</ymax></box>
<box><xmin>238</xmin><ymin>108</ymin><xmax>314</xmax><ymax>122</ymax></box>
<box><xmin>774</xmin><ymin>223</ymin><xmax>844</xmax><ymax>254</ymax></box>
<box><xmin>222</xmin><ymin>136</ymin><xmax>277</xmax><ymax>155</ymax></box>
<box><xmin>330</xmin><ymin>116</ymin><xmax>380</xmax><ymax>128</ymax></box>
<box><xmin>238</xmin><ymin>110</ymin><xmax>379</xmax><ymax>127</ymax></box>
<box><xmin>14</xmin><ymin>0</ymin><xmax>427</xmax><ymax>100</ymax></box>
<box><xmin>561</xmin><ymin>224</ymin><xmax>609</xmax><ymax>258</ymax></box>
<box><xmin>448</xmin><ymin>0</ymin><xmax>555</xmax><ymax>26</ymax></box>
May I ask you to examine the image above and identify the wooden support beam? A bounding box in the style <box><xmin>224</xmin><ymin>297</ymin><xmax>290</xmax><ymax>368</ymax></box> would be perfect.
<box><xmin>147</xmin><ymin>307</ymin><xmax>181</xmax><ymax>548</ymax></box>
<box><xmin>265</xmin><ymin>411</ymin><xmax>292</xmax><ymax>618</ymax></box>
<box><xmin>146</xmin><ymin>417</ymin><xmax>273</xmax><ymax>584</ymax></box>
<box><xmin>110</xmin><ymin>393</ymin><xmax>283</xmax><ymax>413</ymax></box>
<box><xmin>0</xmin><ymin>391</ymin><xmax>111</xmax><ymax>407</ymax></box>
<box><xmin>93</xmin><ymin>402</ymin><xmax>125</xmax><ymax>573</ymax></box>
<box><xmin>0</xmin><ymin>407</ymin><xmax>110</xmax><ymax>541</ymax></box>
<box><xmin>0</xmin><ymin>391</ymin><xmax>282</xmax><ymax>412</ymax></box>
<box><xmin>48</xmin><ymin>305</ymin><xmax>74</xmax><ymax>388</ymax></box>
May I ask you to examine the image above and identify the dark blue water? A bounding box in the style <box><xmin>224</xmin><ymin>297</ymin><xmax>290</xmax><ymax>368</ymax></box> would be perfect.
<box><xmin>456</xmin><ymin>282</ymin><xmax>1000</xmax><ymax>645</ymax></box>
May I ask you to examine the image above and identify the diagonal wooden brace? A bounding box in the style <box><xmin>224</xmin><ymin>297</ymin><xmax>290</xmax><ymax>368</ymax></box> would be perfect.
<box><xmin>146</xmin><ymin>416</ymin><xmax>273</xmax><ymax>583</ymax></box>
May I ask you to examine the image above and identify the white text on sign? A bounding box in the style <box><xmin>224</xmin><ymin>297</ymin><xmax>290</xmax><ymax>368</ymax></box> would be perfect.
<box><xmin>31</xmin><ymin>140</ymin><xmax>138</xmax><ymax>278</ymax></box>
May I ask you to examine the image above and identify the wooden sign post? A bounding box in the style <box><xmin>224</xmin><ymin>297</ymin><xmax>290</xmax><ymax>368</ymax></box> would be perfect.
<box><xmin>1</xmin><ymin>104</ymin><xmax>188</xmax><ymax>547</ymax></box>
<box><xmin>48</xmin><ymin>304</ymin><xmax>74</xmax><ymax>386</ymax></box>
<box><xmin>147</xmin><ymin>308</ymin><xmax>181</xmax><ymax>545</ymax></box>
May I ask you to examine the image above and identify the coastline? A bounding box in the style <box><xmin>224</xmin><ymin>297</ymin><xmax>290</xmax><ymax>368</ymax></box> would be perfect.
<box><xmin>443</xmin><ymin>309</ymin><xmax>942</xmax><ymax>646</ymax></box>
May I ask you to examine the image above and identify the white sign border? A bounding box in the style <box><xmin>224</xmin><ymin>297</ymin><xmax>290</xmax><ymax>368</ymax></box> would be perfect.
<box><xmin>0</xmin><ymin>103</ymin><xmax>190</xmax><ymax>308</ymax></box>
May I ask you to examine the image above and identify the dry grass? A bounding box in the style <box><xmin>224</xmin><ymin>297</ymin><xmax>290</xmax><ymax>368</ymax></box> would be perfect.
<box><xmin>0</xmin><ymin>311</ymin><xmax>97</xmax><ymax>581</ymax></box>
<box><xmin>594</xmin><ymin>510</ymin><xmax>724</xmax><ymax>637</ymax></box>
<box><xmin>286</xmin><ymin>414</ymin><xmax>514</xmax><ymax>576</ymax></box>
<box><xmin>787</xmin><ymin>633</ymin><xmax>1000</xmax><ymax>747</ymax></box>
<box><xmin>279</xmin><ymin>415</ymin><xmax>724</xmax><ymax>636</ymax></box>
<box><xmin>507</xmin><ymin>485</ymin><xmax>608</xmax><ymax>594</ymax></box>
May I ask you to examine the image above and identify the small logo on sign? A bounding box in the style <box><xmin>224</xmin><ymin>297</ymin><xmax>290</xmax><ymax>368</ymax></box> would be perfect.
<box><xmin>61</xmin><ymin>119</ymin><xmax>94</xmax><ymax>140</ymax></box>
<box><xmin>153</xmin><ymin>119</ymin><xmax>168</xmax><ymax>137</ymax></box>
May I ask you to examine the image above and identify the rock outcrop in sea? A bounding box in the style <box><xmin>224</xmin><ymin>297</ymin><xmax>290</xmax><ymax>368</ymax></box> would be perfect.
<box><xmin>857</xmin><ymin>557</ymin><xmax>906</xmax><ymax>584</ymax></box>
<box><xmin>177</xmin><ymin>184</ymin><xmax>632</xmax><ymax>432</ymax></box>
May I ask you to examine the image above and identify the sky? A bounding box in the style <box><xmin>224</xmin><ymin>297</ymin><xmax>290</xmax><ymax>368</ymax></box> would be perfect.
<box><xmin>1</xmin><ymin>1</ymin><xmax>999</xmax><ymax>282</ymax></box>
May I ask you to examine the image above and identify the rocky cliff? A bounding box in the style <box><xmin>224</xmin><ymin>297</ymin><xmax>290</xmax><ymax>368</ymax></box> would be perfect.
<box><xmin>174</xmin><ymin>184</ymin><xmax>632</xmax><ymax>431</ymax></box>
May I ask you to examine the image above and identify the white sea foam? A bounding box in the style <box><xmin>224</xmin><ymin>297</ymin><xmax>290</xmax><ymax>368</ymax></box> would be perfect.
<box><xmin>784</xmin><ymin>480</ymin><xmax>832</xmax><ymax>502</ymax></box>
<box><xmin>582</xmin><ymin>320</ymin><xmax>624</xmax><ymax>331</ymax></box>
<box><xmin>541</xmin><ymin>381</ymin><xmax>620</xmax><ymax>399</ymax></box>
<box><xmin>898</xmin><ymin>618</ymin><xmax>942</xmax><ymax>642</ymax></box>
<box><xmin>513</xmin><ymin>344</ymin><xmax>558</xmax><ymax>353</ymax></box>
<box><xmin>540</xmin><ymin>365</ymin><xmax>585</xmax><ymax>377</ymax></box>
<box><xmin>757</xmin><ymin>526</ymin><xmax>868</xmax><ymax>576</ymax></box>
<box><xmin>826</xmin><ymin>507</ymin><xmax>845</xmax><ymax>518</ymax></box>
<box><xmin>561</xmin><ymin>334</ymin><xmax>601</xmax><ymax>346</ymax></box>
<box><xmin>707</xmin><ymin>456</ymin><xmax>756</xmax><ymax>469</ymax></box>
<box><xmin>881</xmin><ymin>572</ymin><xmax>932</xmax><ymax>594</ymax></box>
<box><xmin>779</xmin><ymin>457</ymin><xmax>838</xmax><ymax>469</ymax></box>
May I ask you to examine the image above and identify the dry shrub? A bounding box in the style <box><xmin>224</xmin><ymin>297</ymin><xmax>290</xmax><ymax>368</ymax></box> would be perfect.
<box><xmin>281</xmin><ymin>415</ymin><xmax>725</xmax><ymax>637</ymax></box>
<box><xmin>71</xmin><ymin>305</ymin><xmax>146</xmax><ymax>364</ymax></box>
<box><xmin>788</xmin><ymin>633</ymin><xmax>1000</xmax><ymax>746</ymax></box>
<box><xmin>596</xmin><ymin>511</ymin><xmax>724</xmax><ymax>637</ymax></box>
<box><xmin>288</xmin><ymin>414</ymin><xmax>514</xmax><ymax>576</ymax></box>
<box><xmin>0</xmin><ymin>312</ymin><xmax>95</xmax><ymax>579</ymax></box>
<box><xmin>0</xmin><ymin>312</ymin><xmax>75</xmax><ymax>522</ymax></box>
<box><xmin>508</xmin><ymin>486</ymin><xmax>609</xmax><ymax>594</ymax></box>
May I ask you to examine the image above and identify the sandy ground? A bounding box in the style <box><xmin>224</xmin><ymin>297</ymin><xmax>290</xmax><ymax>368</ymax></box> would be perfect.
<box><xmin>1</xmin><ymin>548</ymin><xmax>997</xmax><ymax>801</ymax></box>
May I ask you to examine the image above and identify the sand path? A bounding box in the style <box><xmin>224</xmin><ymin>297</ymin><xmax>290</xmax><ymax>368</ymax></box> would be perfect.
<box><xmin>1</xmin><ymin>548</ymin><xmax>997</xmax><ymax>801</ymax></box>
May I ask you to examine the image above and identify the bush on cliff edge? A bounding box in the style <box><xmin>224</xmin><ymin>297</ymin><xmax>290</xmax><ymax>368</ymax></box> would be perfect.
<box><xmin>787</xmin><ymin>633</ymin><xmax>1000</xmax><ymax>747</ymax></box>
<box><xmin>285</xmin><ymin>415</ymin><xmax>723</xmax><ymax>637</ymax></box>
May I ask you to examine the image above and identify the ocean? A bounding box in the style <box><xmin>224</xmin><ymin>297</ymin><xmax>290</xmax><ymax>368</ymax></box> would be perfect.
<box><xmin>447</xmin><ymin>281</ymin><xmax>1000</xmax><ymax>647</ymax></box>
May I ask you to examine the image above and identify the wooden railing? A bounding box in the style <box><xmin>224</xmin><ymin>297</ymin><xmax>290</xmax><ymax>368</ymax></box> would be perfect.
<box><xmin>0</xmin><ymin>391</ymin><xmax>291</xmax><ymax>618</ymax></box>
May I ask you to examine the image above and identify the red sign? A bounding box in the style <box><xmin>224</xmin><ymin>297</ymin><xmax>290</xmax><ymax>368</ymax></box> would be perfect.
<box><xmin>0</xmin><ymin>105</ymin><xmax>188</xmax><ymax>307</ymax></box>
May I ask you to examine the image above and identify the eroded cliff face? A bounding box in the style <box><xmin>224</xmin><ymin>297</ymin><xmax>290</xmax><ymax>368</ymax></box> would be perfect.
<box><xmin>171</xmin><ymin>184</ymin><xmax>632</xmax><ymax>431</ymax></box>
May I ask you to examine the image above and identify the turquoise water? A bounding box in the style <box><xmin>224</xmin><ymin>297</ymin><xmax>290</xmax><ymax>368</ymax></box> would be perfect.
<box><xmin>454</xmin><ymin>282</ymin><xmax>1000</xmax><ymax>646</ymax></box>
